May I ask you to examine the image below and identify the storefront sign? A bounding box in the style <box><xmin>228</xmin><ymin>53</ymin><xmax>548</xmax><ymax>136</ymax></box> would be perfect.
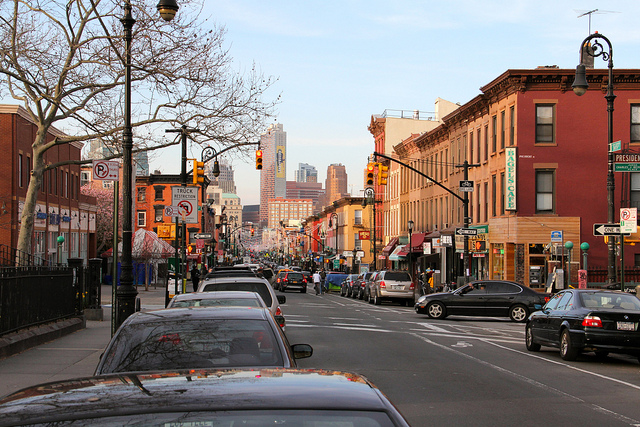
<box><xmin>422</xmin><ymin>242</ymin><xmax>431</xmax><ymax>254</ymax></box>
<box><xmin>505</xmin><ymin>147</ymin><xmax>517</xmax><ymax>210</ymax></box>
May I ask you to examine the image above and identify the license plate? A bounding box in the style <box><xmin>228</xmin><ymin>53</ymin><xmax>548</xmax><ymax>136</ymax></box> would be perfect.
<box><xmin>617</xmin><ymin>321</ymin><xmax>636</xmax><ymax>331</ymax></box>
<box><xmin>391</xmin><ymin>285</ymin><xmax>404</xmax><ymax>290</ymax></box>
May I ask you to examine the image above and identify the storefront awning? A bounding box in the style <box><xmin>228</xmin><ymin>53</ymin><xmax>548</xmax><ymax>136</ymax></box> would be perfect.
<box><xmin>406</xmin><ymin>233</ymin><xmax>427</xmax><ymax>253</ymax></box>
<box><xmin>381</xmin><ymin>237</ymin><xmax>399</xmax><ymax>256</ymax></box>
<box><xmin>389</xmin><ymin>245</ymin><xmax>406</xmax><ymax>261</ymax></box>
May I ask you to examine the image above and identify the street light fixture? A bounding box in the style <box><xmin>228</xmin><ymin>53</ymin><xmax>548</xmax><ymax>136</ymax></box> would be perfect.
<box><xmin>117</xmin><ymin>1</ymin><xmax>178</xmax><ymax>330</ymax></box>
<box><xmin>573</xmin><ymin>32</ymin><xmax>616</xmax><ymax>285</ymax></box>
<box><xmin>407</xmin><ymin>220</ymin><xmax>414</xmax><ymax>295</ymax></box>
<box><xmin>329</xmin><ymin>212</ymin><xmax>339</xmax><ymax>262</ymax></box>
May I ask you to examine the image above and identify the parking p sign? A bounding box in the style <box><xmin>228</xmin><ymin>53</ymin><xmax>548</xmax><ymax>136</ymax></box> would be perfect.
<box><xmin>620</xmin><ymin>207</ymin><xmax>637</xmax><ymax>234</ymax></box>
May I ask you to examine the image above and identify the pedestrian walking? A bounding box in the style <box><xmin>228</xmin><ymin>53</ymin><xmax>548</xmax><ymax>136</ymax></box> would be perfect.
<box><xmin>312</xmin><ymin>271</ymin><xmax>322</xmax><ymax>295</ymax></box>
<box><xmin>190</xmin><ymin>264</ymin><xmax>201</xmax><ymax>292</ymax></box>
<box><xmin>320</xmin><ymin>269</ymin><xmax>327</xmax><ymax>294</ymax></box>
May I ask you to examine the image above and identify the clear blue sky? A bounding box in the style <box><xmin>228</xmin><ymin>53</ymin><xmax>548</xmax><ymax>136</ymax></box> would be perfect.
<box><xmin>152</xmin><ymin>1</ymin><xmax>640</xmax><ymax>205</ymax></box>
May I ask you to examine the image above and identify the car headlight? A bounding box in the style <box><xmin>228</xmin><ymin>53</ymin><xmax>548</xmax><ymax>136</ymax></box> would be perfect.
<box><xmin>417</xmin><ymin>295</ymin><xmax>428</xmax><ymax>304</ymax></box>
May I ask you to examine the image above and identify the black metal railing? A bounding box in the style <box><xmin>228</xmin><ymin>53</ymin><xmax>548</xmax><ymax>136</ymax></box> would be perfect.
<box><xmin>0</xmin><ymin>244</ymin><xmax>49</xmax><ymax>267</ymax></box>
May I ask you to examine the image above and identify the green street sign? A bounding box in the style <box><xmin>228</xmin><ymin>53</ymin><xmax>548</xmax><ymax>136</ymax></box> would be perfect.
<box><xmin>614</xmin><ymin>163</ymin><xmax>640</xmax><ymax>172</ymax></box>
<box><xmin>609</xmin><ymin>140</ymin><xmax>622</xmax><ymax>152</ymax></box>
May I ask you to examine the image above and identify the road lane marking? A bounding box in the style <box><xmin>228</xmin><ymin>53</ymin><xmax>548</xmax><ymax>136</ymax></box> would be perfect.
<box><xmin>287</xmin><ymin>324</ymin><xmax>393</xmax><ymax>333</ymax></box>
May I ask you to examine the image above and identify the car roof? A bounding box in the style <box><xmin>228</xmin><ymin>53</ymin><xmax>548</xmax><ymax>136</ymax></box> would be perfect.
<box><xmin>201</xmin><ymin>277</ymin><xmax>271</xmax><ymax>285</ymax></box>
<box><xmin>125</xmin><ymin>307</ymin><xmax>271</xmax><ymax>324</ymax></box>
<box><xmin>171</xmin><ymin>291</ymin><xmax>263</xmax><ymax>301</ymax></box>
<box><xmin>0</xmin><ymin>369</ymin><xmax>406</xmax><ymax>425</ymax></box>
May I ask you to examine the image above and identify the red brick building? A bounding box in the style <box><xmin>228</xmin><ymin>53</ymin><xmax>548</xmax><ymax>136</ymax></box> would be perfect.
<box><xmin>0</xmin><ymin>105</ymin><xmax>97</xmax><ymax>264</ymax></box>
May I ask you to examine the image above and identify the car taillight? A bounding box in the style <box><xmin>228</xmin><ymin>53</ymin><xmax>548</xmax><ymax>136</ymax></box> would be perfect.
<box><xmin>582</xmin><ymin>315</ymin><xmax>603</xmax><ymax>328</ymax></box>
<box><xmin>409</xmin><ymin>282</ymin><xmax>415</xmax><ymax>290</ymax></box>
<box><xmin>380</xmin><ymin>281</ymin><xmax>386</xmax><ymax>288</ymax></box>
<box><xmin>158</xmin><ymin>333</ymin><xmax>181</xmax><ymax>344</ymax></box>
<box><xmin>275</xmin><ymin>306</ymin><xmax>282</xmax><ymax>316</ymax></box>
<box><xmin>544</xmin><ymin>296</ymin><xmax>550</xmax><ymax>303</ymax></box>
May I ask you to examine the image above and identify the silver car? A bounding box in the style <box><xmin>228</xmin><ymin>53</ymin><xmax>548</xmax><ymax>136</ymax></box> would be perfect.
<box><xmin>369</xmin><ymin>270</ymin><xmax>414</xmax><ymax>306</ymax></box>
<box><xmin>198</xmin><ymin>277</ymin><xmax>286</xmax><ymax>329</ymax></box>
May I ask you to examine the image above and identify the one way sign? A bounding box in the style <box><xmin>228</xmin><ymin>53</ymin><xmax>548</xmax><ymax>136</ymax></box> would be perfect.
<box><xmin>593</xmin><ymin>223</ymin><xmax>622</xmax><ymax>236</ymax></box>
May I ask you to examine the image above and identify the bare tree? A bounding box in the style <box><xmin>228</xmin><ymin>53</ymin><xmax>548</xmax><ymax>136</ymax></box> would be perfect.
<box><xmin>0</xmin><ymin>0</ymin><xmax>278</xmax><ymax>258</ymax></box>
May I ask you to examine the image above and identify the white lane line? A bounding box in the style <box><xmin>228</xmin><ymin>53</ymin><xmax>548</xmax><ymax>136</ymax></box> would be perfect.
<box><xmin>482</xmin><ymin>339</ymin><xmax>640</xmax><ymax>392</ymax></box>
<box><xmin>415</xmin><ymin>323</ymin><xmax>450</xmax><ymax>333</ymax></box>
<box><xmin>333</xmin><ymin>322</ymin><xmax>378</xmax><ymax>328</ymax></box>
<box><xmin>412</xmin><ymin>332</ymin><xmax>640</xmax><ymax>425</ymax></box>
<box><xmin>287</xmin><ymin>324</ymin><xmax>393</xmax><ymax>333</ymax></box>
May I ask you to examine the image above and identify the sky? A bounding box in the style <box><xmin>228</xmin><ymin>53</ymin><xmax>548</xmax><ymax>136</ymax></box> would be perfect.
<box><xmin>150</xmin><ymin>1</ymin><xmax>640</xmax><ymax>206</ymax></box>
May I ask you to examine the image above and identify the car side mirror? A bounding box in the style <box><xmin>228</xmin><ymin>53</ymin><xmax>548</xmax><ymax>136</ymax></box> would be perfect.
<box><xmin>291</xmin><ymin>343</ymin><xmax>313</xmax><ymax>359</ymax></box>
<box><xmin>277</xmin><ymin>295</ymin><xmax>286</xmax><ymax>304</ymax></box>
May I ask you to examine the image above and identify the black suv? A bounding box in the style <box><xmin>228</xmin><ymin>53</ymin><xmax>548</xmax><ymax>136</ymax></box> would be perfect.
<box><xmin>276</xmin><ymin>271</ymin><xmax>307</xmax><ymax>293</ymax></box>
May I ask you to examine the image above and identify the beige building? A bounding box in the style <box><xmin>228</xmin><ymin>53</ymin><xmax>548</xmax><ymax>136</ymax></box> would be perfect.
<box><xmin>324</xmin><ymin>163</ymin><xmax>348</xmax><ymax>205</ymax></box>
<box><xmin>267</xmin><ymin>198</ymin><xmax>313</xmax><ymax>230</ymax></box>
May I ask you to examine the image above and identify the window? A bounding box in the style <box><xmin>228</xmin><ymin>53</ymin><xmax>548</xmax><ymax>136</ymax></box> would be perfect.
<box><xmin>18</xmin><ymin>154</ymin><xmax>23</xmax><ymax>187</ymax></box>
<box><xmin>492</xmin><ymin>115</ymin><xmax>497</xmax><ymax>153</ymax></box>
<box><xmin>469</xmin><ymin>132</ymin><xmax>474</xmax><ymax>163</ymax></box>
<box><xmin>632</xmin><ymin>104</ymin><xmax>640</xmax><ymax>143</ymax></box>
<box><xmin>354</xmin><ymin>209</ymin><xmax>362</xmax><ymax>225</ymax></box>
<box><xmin>484</xmin><ymin>125</ymin><xmax>489</xmax><ymax>161</ymax></box>
<box><xmin>536</xmin><ymin>170</ymin><xmax>555</xmax><ymax>213</ymax></box>
<box><xmin>154</xmin><ymin>207</ymin><xmax>164</xmax><ymax>222</ymax></box>
<box><xmin>536</xmin><ymin>104</ymin><xmax>555</xmax><ymax>143</ymax></box>
<box><xmin>483</xmin><ymin>182</ymin><xmax>488</xmax><ymax>221</ymax></box>
<box><xmin>138</xmin><ymin>188</ymin><xmax>147</xmax><ymax>202</ymax></box>
<box><xmin>137</xmin><ymin>211</ymin><xmax>146</xmax><ymax>227</ymax></box>
<box><xmin>500</xmin><ymin>172</ymin><xmax>505</xmax><ymax>215</ymax></box>
<box><xmin>509</xmin><ymin>106</ymin><xmax>515</xmax><ymax>146</ymax></box>
<box><xmin>632</xmin><ymin>173</ymin><xmax>640</xmax><ymax>210</ymax></box>
<box><xmin>154</xmin><ymin>186</ymin><xmax>164</xmax><ymax>200</ymax></box>
<box><xmin>500</xmin><ymin>110</ymin><xmax>506</xmax><ymax>149</ymax></box>
<box><xmin>81</xmin><ymin>171</ymin><xmax>90</xmax><ymax>187</ymax></box>
<box><xmin>476</xmin><ymin>128</ymin><xmax>481</xmax><ymax>164</ymax></box>
<box><xmin>492</xmin><ymin>175</ymin><xmax>497</xmax><ymax>217</ymax></box>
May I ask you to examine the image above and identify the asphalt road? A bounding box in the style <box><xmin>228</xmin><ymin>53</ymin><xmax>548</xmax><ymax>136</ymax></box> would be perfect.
<box><xmin>283</xmin><ymin>285</ymin><xmax>640</xmax><ymax>427</ymax></box>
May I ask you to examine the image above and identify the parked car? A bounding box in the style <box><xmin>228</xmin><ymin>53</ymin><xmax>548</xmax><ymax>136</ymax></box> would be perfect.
<box><xmin>204</xmin><ymin>266</ymin><xmax>256</xmax><ymax>280</ymax></box>
<box><xmin>0</xmin><ymin>369</ymin><xmax>409</xmax><ymax>426</ymax></box>
<box><xmin>325</xmin><ymin>271</ymin><xmax>349</xmax><ymax>292</ymax></box>
<box><xmin>301</xmin><ymin>270</ymin><xmax>313</xmax><ymax>283</ymax></box>
<box><xmin>369</xmin><ymin>270</ymin><xmax>414</xmax><ymax>306</ymax></box>
<box><xmin>415</xmin><ymin>280</ymin><xmax>550</xmax><ymax>322</ymax></box>
<box><xmin>198</xmin><ymin>277</ymin><xmax>286</xmax><ymax>329</ymax></box>
<box><xmin>354</xmin><ymin>271</ymin><xmax>375</xmax><ymax>299</ymax></box>
<box><xmin>364</xmin><ymin>271</ymin><xmax>381</xmax><ymax>302</ymax></box>
<box><xmin>277</xmin><ymin>271</ymin><xmax>307</xmax><ymax>293</ymax></box>
<box><xmin>94</xmin><ymin>307</ymin><xmax>312</xmax><ymax>375</ymax></box>
<box><xmin>340</xmin><ymin>274</ymin><xmax>359</xmax><ymax>297</ymax></box>
<box><xmin>167</xmin><ymin>291</ymin><xmax>267</xmax><ymax>309</ymax></box>
<box><xmin>526</xmin><ymin>289</ymin><xmax>640</xmax><ymax>361</ymax></box>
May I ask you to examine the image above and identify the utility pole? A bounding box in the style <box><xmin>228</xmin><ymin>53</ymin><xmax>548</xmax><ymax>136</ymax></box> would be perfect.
<box><xmin>455</xmin><ymin>160</ymin><xmax>480</xmax><ymax>283</ymax></box>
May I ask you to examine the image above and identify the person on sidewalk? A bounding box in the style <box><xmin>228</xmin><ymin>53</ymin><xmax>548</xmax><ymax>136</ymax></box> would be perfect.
<box><xmin>312</xmin><ymin>271</ymin><xmax>322</xmax><ymax>295</ymax></box>
<box><xmin>320</xmin><ymin>269</ymin><xmax>327</xmax><ymax>294</ymax></box>
<box><xmin>190</xmin><ymin>264</ymin><xmax>201</xmax><ymax>292</ymax></box>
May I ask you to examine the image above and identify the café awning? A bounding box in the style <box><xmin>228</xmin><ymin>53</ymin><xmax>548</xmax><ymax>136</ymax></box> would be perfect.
<box><xmin>389</xmin><ymin>245</ymin><xmax>406</xmax><ymax>261</ymax></box>
<box><xmin>381</xmin><ymin>237</ymin><xmax>399</xmax><ymax>256</ymax></box>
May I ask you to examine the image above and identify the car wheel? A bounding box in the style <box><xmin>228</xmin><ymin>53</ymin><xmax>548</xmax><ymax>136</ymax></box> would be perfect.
<box><xmin>367</xmin><ymin>292</ymin><xmax>373</xmax><ymax>304</ymax></box>
<box><xmin>358</xmin><ymin>291</ymin><xmax>364</xmax><ymax>300</ymax></box>
<box><xmin>427</xmin><ymin>302</ymin><xmax>446</xmax><ymax>320</ymax></box>
<box><xmin>374</xmin><ymin>292</ymin><xmax>382</xmax><ymax>305</ymax></box>
<box><xmin>560</xmin><ymin>329</ymin><xmax>579</xmax><ymax>361</ymax></box>
<box><xmin>525</xmin><ymin>324</ymin><xmax>541</xmax><ymax>351</ymax></box>
<box><xmin>509</xmin><ymin>304</ymin><xmax>529</xmax><ymax>323</ymax></box>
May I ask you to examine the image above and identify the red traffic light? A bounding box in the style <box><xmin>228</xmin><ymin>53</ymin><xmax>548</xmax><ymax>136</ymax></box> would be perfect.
<box><xmin>256</xmin><ymin>150</ymin><xmax>263</xmax><ymax>170</ymax></box>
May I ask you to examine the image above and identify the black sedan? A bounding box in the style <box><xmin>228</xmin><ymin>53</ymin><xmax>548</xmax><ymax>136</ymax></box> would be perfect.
<box><xmin>526</xmin><ymin>289</ymin><xmax>640</xmax><ymax>361</ymax></box>
<box><xmin>94</xmin><ymin>307</ymin><xmax>312</xmax><ymax>375</ymax></box>
<box><xmin>0</xmin><ymin>369</ymin><xmax>410</xmax><ymax>426</ymax></box>
<box><xmin>414</xmin><ymin>280</ymin><xmax>550</xmax><ymax>322</ymax></box>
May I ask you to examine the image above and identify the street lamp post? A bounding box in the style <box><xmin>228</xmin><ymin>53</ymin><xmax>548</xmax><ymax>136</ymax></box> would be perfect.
<box><xmin>116</xmin><ymin>0</ymin><xmax>178</xmax><ymax>329</ymax></box>
<box><xmin>572</xmin><ymin>32</ymin><xmax>616</xmax><ymax>285</ymax></box>
<box><xmin>329</xmin><ymin>212</ymin><xmax>338</xmax><ymax>269</ymax></box>
<box><xmin>408</xmin><ymin>220</ymin><xmax>414</xmax><ymax>296</ymax></box>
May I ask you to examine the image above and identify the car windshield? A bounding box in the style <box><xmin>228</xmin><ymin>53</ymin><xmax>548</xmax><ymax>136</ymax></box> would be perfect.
<box><xmin>384</xmin><ymin>272</ymin><xmax>411</xmax><ymax>281</ymax></box>
<box><xmin>202</xmin><ymin>283</ymin><xmax>273</xmax><ymax>306</ymax></box>
<box><xmin>579</xmin><ymin>292</ymin><xmax>640</xmax><ymax>310</ymax></box>
<box><xmin>99</xmin><ymin>319</ymin><xmax>283</xmax><ymax>374</ymax></box>
<box><xmin>36</xmin><ymin>410</ymin><xmax>398</xmax><ymax>426</ymax></box>
<box><xmin>169</xmin><ymin>299</ymin><xmax>263</xmax><ymax>308</ymax></box>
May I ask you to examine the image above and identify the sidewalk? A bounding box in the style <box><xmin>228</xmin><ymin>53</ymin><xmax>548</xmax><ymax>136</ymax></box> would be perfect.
<box><xmin>0</xmin><ymin>283</ymin><xmax>169</xmax><ymax>398</ymax></box>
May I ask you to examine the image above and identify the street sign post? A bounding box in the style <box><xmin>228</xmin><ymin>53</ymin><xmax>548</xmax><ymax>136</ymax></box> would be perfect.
<box><xmin>171</xmin><ymin>186</ymin><xmax>199</xmax><ymax>224</ymax></box>
<box><xmin>455</xmin><ymin>228</ymin><xmax>478</xmax><ymax>236</ymax></box>
<box><xmin>593</xmin><ymin>223</ymin><xmax>622</xmax><ymax>236</ymax></box>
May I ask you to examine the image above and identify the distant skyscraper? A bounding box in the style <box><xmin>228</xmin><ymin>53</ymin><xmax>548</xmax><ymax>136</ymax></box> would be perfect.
<box><xmin>325</xmin><ymin>163</ymin><xmax>348</xmax><ymax>205</ymax></box>
<box><xmin>260</xmin><ymin>123</ymin><xmax>286</xmax><ymax>224</ymax></box>
<box><xmin>295</xmin><ymin>163</ymin><xmax>317</xmax><ymax>183</ymax></box>
<box><xmin>286</xmin><ymin>181</ymin><xmax>324</xmax><ymax>214</ymax></box>
<box><xmin>134</xmin><ymin>150</ymin><xmax>149</xmax><ymax>176</ymax></box>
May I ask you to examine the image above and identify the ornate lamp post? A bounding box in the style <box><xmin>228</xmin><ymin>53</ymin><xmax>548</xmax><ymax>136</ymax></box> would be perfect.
<box><xmin>116</xmin><ymin>0</ymin><xmax>179</xmax><ymax>329</ymax></box>
<box><xmin>329</xmin><ymin>212</ymin><xmax>339</xmax><ymax>266</ymax></box>
<box><xmin>572</xmin><ymin>32</ymin><xmax>616</xmax><ymax>285</ymax></box>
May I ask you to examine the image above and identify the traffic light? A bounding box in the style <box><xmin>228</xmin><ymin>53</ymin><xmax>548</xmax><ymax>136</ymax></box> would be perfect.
<box><xmin>378</xmin><ymin>163</ymin><xmax>389</xmax><ymax>185</ymax></box>
<box><xmin>366</xmin><ymin>163</ymin><xmax>375</xmax><ymax>186</ymax></box>
<box><xmin>251</xmin><ymin>228</ymin><xmax>255</xmax><ymax>236</ymax></box>
<box><xmin>192</xmin><ymin>160</ymin><xmax>205</xmax><ymax>184</ymax></box>
<box><xmin>473</xmin><ymin>240</ymin><xmax>486</xmax><ymax>251</ymax></box>
<box><xmin>256</xmin><ymin>150</ymin><xmax>263</xmax><ymax>170</ymax></box>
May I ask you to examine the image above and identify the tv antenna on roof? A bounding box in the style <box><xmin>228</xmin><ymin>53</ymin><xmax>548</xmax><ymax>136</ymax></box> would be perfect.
<box><xmin>575</xmin><ymin>9</ymin><xmax>620</xmax><ymax>34</ymax></box>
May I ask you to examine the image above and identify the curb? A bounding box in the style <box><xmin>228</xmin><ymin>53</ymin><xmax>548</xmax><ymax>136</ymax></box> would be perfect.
<box><xmin>0</xmin><ymin>316</ymin><xmax>86</xmax><ymax>360</ymax></box>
